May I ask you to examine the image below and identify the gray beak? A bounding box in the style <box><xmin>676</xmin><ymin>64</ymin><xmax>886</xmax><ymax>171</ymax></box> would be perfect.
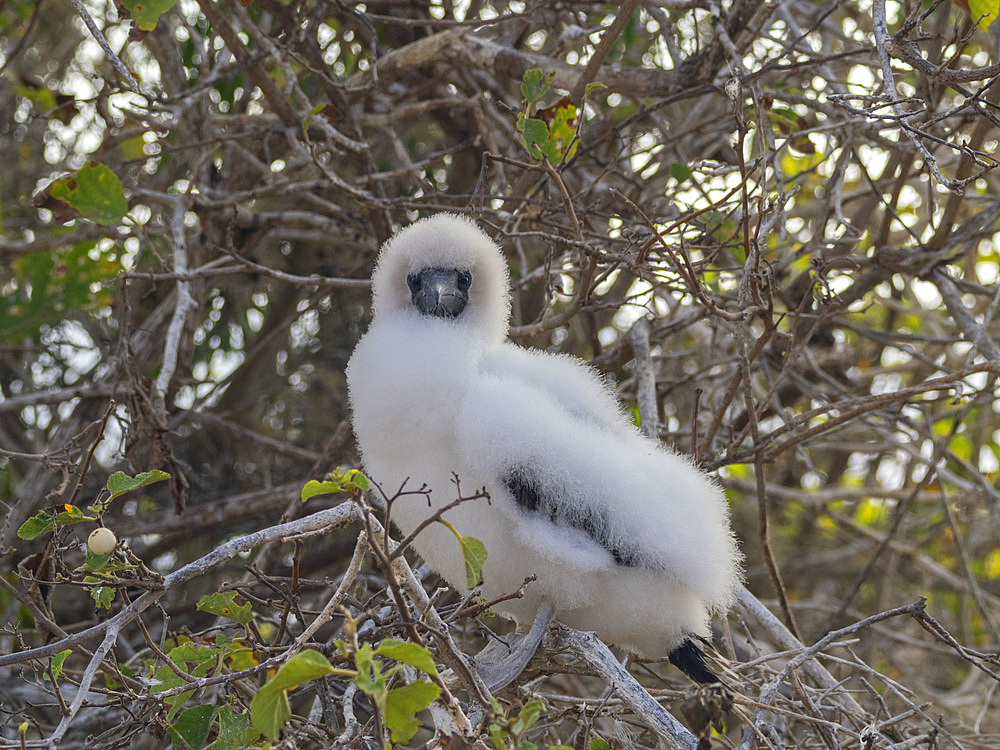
<box><xmin>408</xmin><ymin>268</ymin><xmax>471</xmax><ymax>318</ymax></box>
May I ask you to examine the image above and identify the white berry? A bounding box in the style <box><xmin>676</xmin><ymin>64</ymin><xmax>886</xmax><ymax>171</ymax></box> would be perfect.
<box><xmin>88</xmin><ymin>528</ymin><xmax>117</xmax><ymax>555</ymax></box>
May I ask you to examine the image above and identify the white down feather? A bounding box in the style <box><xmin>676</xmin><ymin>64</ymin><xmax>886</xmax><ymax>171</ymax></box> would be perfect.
<box><xmin>346</xmin><ymin>213</ymin><xmax>742</xmax><ymax>658</ymax></box>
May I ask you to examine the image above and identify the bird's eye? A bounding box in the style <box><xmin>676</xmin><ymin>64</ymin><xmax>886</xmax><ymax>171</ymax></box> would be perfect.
<box><xmin>406</xmin><ymin>274</ymin><xmax>421</xmax><ymax>293</ymax></box>
<box><xmin>457</xmin><ymin>271</ymin><xmax>472</xmax><ymax>292</ymax></box>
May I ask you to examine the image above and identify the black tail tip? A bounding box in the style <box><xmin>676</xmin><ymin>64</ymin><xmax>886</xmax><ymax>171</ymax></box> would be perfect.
<box><xmin>668</xmin><ymin>639</ymin><xmax>720</xmax><ymax>685</ymax></box>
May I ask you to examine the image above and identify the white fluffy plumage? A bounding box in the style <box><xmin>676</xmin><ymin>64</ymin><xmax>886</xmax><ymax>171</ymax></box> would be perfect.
<box><xmin>346</xmin><ymin>214</ymin><xmax>741</xmax><ymax>663</ymax></box>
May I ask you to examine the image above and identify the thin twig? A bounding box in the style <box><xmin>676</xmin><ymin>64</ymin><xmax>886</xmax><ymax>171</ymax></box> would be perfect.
<box><xmin>68</xmin><ymin>0</ymin><xmax>140</xmax><ymax>92</ymax></box>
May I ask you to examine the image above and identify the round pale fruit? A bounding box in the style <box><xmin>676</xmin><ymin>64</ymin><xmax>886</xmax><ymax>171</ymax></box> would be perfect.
<box><xmin>87</xmin><ymin>527</ymin><xmax>117</xmax><ymax>555</ymax></box>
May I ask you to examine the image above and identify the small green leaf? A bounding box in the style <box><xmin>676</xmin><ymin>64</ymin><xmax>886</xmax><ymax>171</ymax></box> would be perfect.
<box><xmin>520</xmin><ymin>69</ymin><xmax>553</xmax><ymax>103</ymax></box>
<box><xmin>47</xmin><ymin>162</ymin><xmax>128</xmax><ymax>226</ymax></box>
<box><xmin>17</xmin><ymin>512</ymin><xmax>54</xmax><ymax>540</ymax></box>
<box><xmin>459</xmin><ymin>535</ymin><xmax>487</xmax><ymax>589</ymax></box>
<box><xmin>301</xmin><ymin>479</ymin><xmax>342</xmax><ymax>502</ymax></box>
<box><xmin>169</xmin><ymin>704</ymin><xmax>216</xmax><ymax>750</ymax></box>
<box><xmin>346</xmin><ymin>469</ymin><xmax>370</xmax><ymax>492</ymax></box>
<box><xmin>548</xmin><ymin>103</ymin><xmax>577</xmax><ymax>137</ymax></box>
<box><xmin>438</xmin><ymin>520</ymin><xmax>488</xmax><ymax>589</ymax></box>
<box><xmin>513</xmin><ymin>700</ymin><xmax>545</xmax><ymax>733</ymax></box>
<box><xmin>518</xmin><ymin>116</ymin><xmax>549</xmax><ymax>161</ymax></box>
<box><xmin>55</xmin><ymin>505</ymin><xmax>91</xmax><ymax>524</ymax></box>
<box><xmin>375</xmin><ymin>639</ymin><xmax>439</xmax><ymax>677</ymax></box>
<box><xmin>354</xmin><ymin>642</ymin><xmax>385</xmax><ymax>699</ymax></box>
<box><xmin>302</xmin><ymin>468</ymin><xmax>370</xmax><ymax>502</ymax></box>
<box><xmin>150</xmin><ymin>664</ymin><xmax>191</xmax><ymax>698</ymax></box>
<box><xmin>168</xmin><ymin>640</ymin><xmax>220</xmax><ymax>673</ymax></box>
<box><xmin>583</xmin><ymin>81</ymin><xmax>607</xmax><ymax>98</ymax></box>
<box><xmin>670</xmin><ymin>162</ymin><xmax>692</xmax><ymax>182</ymax></box>
<box><xmin>121</xmin><ymin>0</ymin><xmax>177</xmax><ymax>31</ymax></box>
<box><xmin>215</xmin><ymin>633</ymin><xmax>257</xmax><ymax>669</ymax></box>
<box><xmin>197</xmin><ymin>592</ymin><xmax>254</xmax><ymax>625</ymax></box>
<box><xmin>590</xmin><ymin>740</ymin><xmax>612</xmax><ymax>750</ymax></box>
<box><xmin>250</xmin><ymin>685</ymin><xmax>291</xmax><ymax>743</ymax></box>
<box><xmin>106</xmin><ymin>469</ymin><xmax>169</xmax><ymax>500</ymax></box>
<box><xmin>51</xmin><ymin>649</ymin><xmax>71</xmax><ymax>680</ymax></box>
<box><xmin>119</xmin><ymin>136</ymin><xmax>147</xmax><ymax>161</ymax></box>
<box><xmin>250</xmin><ymin>650</ymin><xmax>349</xmax><ymax>741</ymax></box>
<box><xmin>543</xmin><ymin>102</ymin><xmax>579</xmax><ymax>165</ymax></box>
<box><xmin>213</xmin><ymin>705</ymin><xmax>260</xmax><ymax>750</ymax></box>
<box><xmin>87</xmin><ymin>582</ymin><xmax>115</xmax><ymax>609</ymax></box>
<box><xmin>384</xmin><ymin>680</ymin><xmax>441</xmax><ymax>744</ymax></box>
<box><xmin>82</xmin><ymin>548</ymin><xmax>111</xmax><ymax>572</ymax></box>
<box><xmin>152</xmin><ymin>641</ymin><xmax>219</xmax><ymax>720</ymax></box>
<box><xmin>302</xmin><ymin>102</ymin><xmax>326</xmax><ymax>133</ymax></box>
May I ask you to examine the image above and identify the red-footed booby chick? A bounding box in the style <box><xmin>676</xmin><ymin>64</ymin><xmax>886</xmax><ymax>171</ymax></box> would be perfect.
<box><xmin>346</xmin><ymin>214</ymin><xmax>742</xmax><ymax>690</ymax></box>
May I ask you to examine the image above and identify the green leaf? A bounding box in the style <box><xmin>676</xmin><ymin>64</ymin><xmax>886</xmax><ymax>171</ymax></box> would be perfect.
<box><xmin>152</xmin><ymin>668</ymin><xmax>196</xmax><ymax>720</ymax></box>
<box><xmin>520</xmin><ymin>69</ymin><xmax>553</xmax><ymax>103</ymax></box>
<box><xmin>543</xmin><ymin>102</ymin><xmax>579</xmax><ymax>165</ymax></box>
<box><xmin>54</xmin><ymin>504</ymin><xmax>92</xmax><ymax>525</ymax></box>
<box><xmin>518</xmin><ymin>116</ymin><xmax>549</xmax><ymax>161</ymax></box>
<box><xmin>251</xmin><ymin>686</ymin><xmax>291</xmax><ymax>744</ymax></box>
<box><xmin>301</xmin><ymin>468</ymin><xmax>369</xmax><ymax>502</ymax></box>
<box><xmin>347</xmin><ymin>469</ymin><xmax>370</xmax><ymax>492</ymax></box>
<box><xmin>459</xmin><ymin>535</ymin><xmax>487</xmax><ymax>589</ymax></box>
<box><xmin>375</xmin><ymin>639</ymin><xmax>439</xmax><ymax>677</ymax></box>
<box><xmin>151</xmin><ymin>639</ymin><xmax>222</xmax><ymax>719</ymax></box>
<box><xmin>213</xmin><ymin>705</ymin><xmax>260</xmax><ymax>750</ymax></box>
<box><xmin>303</xmin><ymin>102</ymin><xmax>326</xmax><ymax>134</ymax></box>
<box><xmin>438</xmin><ymin>519</ymin><xmax>488</xmax><ymax>589</ymax></box>
<box><xmin>250</xmin><ymin>650</ymin><xmax>348</xmax><ymax>741</ymax></box>
<box><xmin>513</xmin><ymin>700</ymin><xmax>545</xmax><ymax>733</ymax></box>
<box><xmin>169</xmin><ymin>704</ymin><xmax>216</xmax><ymax>750</ymax></box>
<box><xmin>119</xmin><ymin>136</ymin><xmax>147</xmax><ymax>161</ymax></box>
<box><xmin>197</xmin><ymin>592</ymin><xmax>254</xmax><ymax>625</ymax></box>
<box><xmin>3</xmin><ymin>239</ymin><xmax>119</xmax><ymax>343</ymax></box>
<box><xmin>301</xmin><ymin>479</ymin><xmax>342</xmax><ymax>502</ymax></box>
<box><xmin>88</xmin><ymin>582</ymin><xmax>115</xmax><ymax>609</ymax></box>
<box><xmin>168</xmin><ymin>641</ymin><xmax>221</xmax><ymax>674</ymax></box>
<box><xmin>51</xmin><ymin>649</ymin><xmax>71</xmax><ymax>680</ymax></box>
<box><xmin>590</xmin><ymin>740</ymin><xmax>612</xmax><ymax>750</ymax></box>
<box><xmin>670</xmin><ymin>162</ymin><xmax>692</xmax><ymax>182</ymax></box>
<box><xmin>121</xmin><ymin>0</ymin><xmax>177</xmax><ymax>31</ymax></box>
<box><xmin>82</xmin><ymin>548</ymin><xmax>111</xmax><ymax>573</ymax></box>
<box><xmin>47</xmin><ymin>162</ymin><xmax>128</xmax><ymax>226</ymax></box>
<box><xmin>583</xmin><ymin>81</ymin><xmax>607</xmax><ymax>98</ymax></box>
<box><xmin>150</xmin><ymin>664</ymin><xmax>191</xmax><ymax>696</ymax></box>
<box><xmin>107</xmin><ymin>469</ymin><xmax>170</xmax><ymax>500</ymax></box>
<box><xmin>384</xmin><ymin>680</ymin><xmax>441</xmax><ymax>744</ymax></box>
<box><xmin>17</xmin><ymin>512</ymin><xmax>54</xmax><ymax>540</ymax></box>
<box><xmin>354</xmin><ymin>643</ymin><xmax>385</xmax><ymax>699</ymax></box>
<box><xmin>216</xmin><ymin>634</ymin><xmax>258</xmax><ymax>671</ymax></box>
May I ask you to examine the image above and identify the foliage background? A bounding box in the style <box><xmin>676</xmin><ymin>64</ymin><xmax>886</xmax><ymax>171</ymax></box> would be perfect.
<box><xmin>1</xmin><ymin>0</ymin><xmax>999</xmax><ymax>747</ymax></box>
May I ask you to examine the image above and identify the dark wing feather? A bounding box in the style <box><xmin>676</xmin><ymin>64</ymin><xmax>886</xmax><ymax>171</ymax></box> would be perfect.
<box><xmin>668</xmin><ymin>638</ymin><xmax>720</xmax><ymax>684</ymax></box>
<box><xmin>503</xmin><ymin>471</ymin><xmax>642</xmax><ymax>568</ymax></box>
<box><xmin>505</xmin><ymin>471</ymin><xmax>540</xmax><ymax>511</ymax></box>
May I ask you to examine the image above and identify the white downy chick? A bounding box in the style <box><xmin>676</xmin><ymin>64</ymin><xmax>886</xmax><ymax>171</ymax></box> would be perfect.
<box><xmin>346</xmin><ymin>214</ymin><xmax>742</xmax><ymax>684</ymax></box>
